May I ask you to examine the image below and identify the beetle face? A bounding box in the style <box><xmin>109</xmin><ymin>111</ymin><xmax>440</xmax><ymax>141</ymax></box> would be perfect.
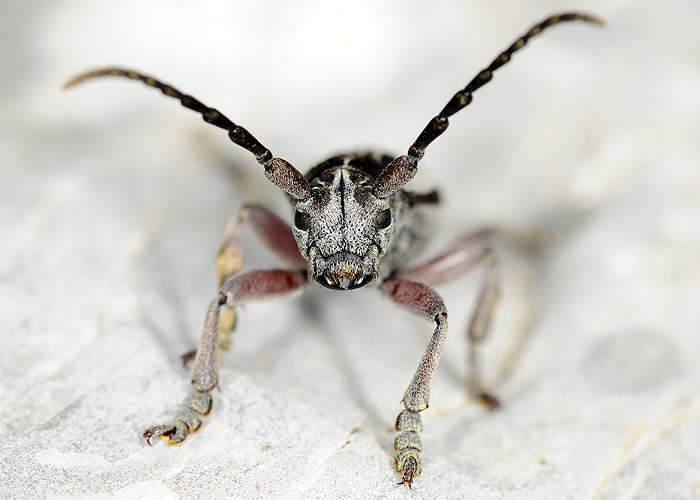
<box><xmin>292</xmin><ymin>165</ymin><xmax>394</xmax><ymax>291</ymax></box>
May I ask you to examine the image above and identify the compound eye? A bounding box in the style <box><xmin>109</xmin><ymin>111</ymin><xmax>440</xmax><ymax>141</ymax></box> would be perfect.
<box><xmin>294</xmin><ymin>210</ymin><xmax>311</xmax><ymax>231</ymax></box>
<box><xmin>376</xmin><ymin>208</ymin><xmax>392</xmax><ymax>229</ymax></box>
<box><xmin>353</xmin><ymin>274</ymin><xmax>375</xmax><ymax>288</ymax></box>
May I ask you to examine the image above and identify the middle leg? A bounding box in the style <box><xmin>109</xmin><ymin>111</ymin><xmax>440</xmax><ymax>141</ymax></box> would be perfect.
<box><xmin>215</xmin><ymin>203</ymin><xmax>307</xmax><ymax>354</ymax></box>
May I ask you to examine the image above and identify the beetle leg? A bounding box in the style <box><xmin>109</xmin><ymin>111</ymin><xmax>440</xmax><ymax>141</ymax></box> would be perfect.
<box><xmin>380</xmin><ymin>277</ymin><xmax>448</xmax><ymax>488</ymax></box>
<box><xmin>214</xmin><ymin>203</ymin><xmax>307</xmax><ymax>355</ymax></box>
<box><xmin>145</xmin><ymin>203</ymin><xmax>308</xmax><ymax>446</ymax></box>
<box><xmin>146</xmin><ymin>269</ymin><xmax>309</xmax><ymax>445</ymax></box>
<box><xmin>400</xmin><ymin>230</ymin><xmax>501</xmax><ymax>408</ymax></box>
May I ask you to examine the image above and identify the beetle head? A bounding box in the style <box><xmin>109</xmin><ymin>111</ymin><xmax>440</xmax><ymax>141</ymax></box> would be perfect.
<box><xmin>292</xmin><ymin>166</ymin><xmax>394</xmax><ymax>291</ymax></box>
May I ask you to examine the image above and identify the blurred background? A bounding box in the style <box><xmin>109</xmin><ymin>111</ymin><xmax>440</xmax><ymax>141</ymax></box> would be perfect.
<box><xmin>1</xmin><ymin>1</ymin><xmax>699</xmax><ymax>498</ymax></box>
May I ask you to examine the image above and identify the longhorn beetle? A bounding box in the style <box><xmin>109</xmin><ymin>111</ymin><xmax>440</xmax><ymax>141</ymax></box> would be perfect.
<box><xmin>66</xmin><ymin>12</ymin><xmax>603</xmax><ymax>487</ymax></box>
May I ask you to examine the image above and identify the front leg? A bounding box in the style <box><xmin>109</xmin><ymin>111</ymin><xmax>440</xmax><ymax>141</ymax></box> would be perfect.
<box><xmin>145</xmin><ymin>202</ymin><xmax>308</xmax><ymax>446</ymax></box>
<box><xmin>401</xmin><ymin>230</ymin><xmax>501</xmax><ymax>408</ymax></box>
<box><xmin>380</xmin><ymin>277</ymin><xmax>448</xmax><ymax>488</ymax></box>
<box><xmin>145</xmin><ymin>269</ymin><xmax>309</xmax><ymax>445</ymax></box>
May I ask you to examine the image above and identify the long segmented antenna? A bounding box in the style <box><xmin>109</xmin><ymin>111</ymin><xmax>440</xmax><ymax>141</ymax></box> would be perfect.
<box><xmin>372</xmin><ymin>12</ymin><xmax>605</xmax><ymax>198</ymax></box>
<box><xmin>64</xmin><ymin>68</ymin><xmax>311</xmax><ymax>200</ymax></box>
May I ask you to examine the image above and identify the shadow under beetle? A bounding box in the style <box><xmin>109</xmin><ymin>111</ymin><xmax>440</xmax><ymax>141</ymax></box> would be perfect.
<box><xmin>66</xmin><ymin>12</ymin><xmax>602</xmax><ymax>487</ymax></box>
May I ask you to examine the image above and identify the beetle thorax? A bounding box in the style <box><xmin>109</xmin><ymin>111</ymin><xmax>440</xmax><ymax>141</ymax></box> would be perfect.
<box><xmin>292</xmin><ymin>162</ymin><xmax>394</xmax><ymax>291</ymax></box>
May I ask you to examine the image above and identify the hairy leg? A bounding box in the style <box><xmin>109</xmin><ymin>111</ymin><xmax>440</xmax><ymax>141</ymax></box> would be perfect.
<box><xmin>401</xmin><ymin>230</ymin><xmax>501</xmax><ymax>408</ymax></box>
<box><xmin>380</xmin><ymin>277</ymin><xmax>448</xmax><ymax>487</ymax></box>
<box><xmin>214</xmin><ymin>203</ymin><xmax>307</xmax><ymax>354</ymax></box>
<box><xmin>145</xmin><ymin>204</ymin><xmax>308</xmax><ymax>445</ymax></box>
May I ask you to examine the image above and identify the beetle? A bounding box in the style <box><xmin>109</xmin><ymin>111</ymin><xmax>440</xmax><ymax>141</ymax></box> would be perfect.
<box><xmin>66</xmin><ymin>12</ymin><xmax>602</xmax><ymax>487</ymax></box>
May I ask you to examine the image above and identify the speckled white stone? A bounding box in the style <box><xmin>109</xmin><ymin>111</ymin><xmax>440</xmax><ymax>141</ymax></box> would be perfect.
<box><xmin>1</xmin><ymin>1</ymin><xmax>699</xmax><ymax>499</ymax></box>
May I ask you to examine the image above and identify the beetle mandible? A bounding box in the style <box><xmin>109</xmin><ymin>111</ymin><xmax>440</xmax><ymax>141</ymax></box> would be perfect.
<box><xmin>66</xmin><ymin>12</ymin><xmax>603</xmax><ymax>487</ymax></box>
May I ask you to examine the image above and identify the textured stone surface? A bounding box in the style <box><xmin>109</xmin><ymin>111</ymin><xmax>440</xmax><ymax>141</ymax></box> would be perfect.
<box><xmin>2</xmin><ymin>1</ymin><xmax>699</xmax><ymax>498</ymax></box>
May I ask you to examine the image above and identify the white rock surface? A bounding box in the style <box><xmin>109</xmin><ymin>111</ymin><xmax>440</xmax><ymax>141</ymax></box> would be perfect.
<box><xmin>1</xmin><ymin>1</ymin><xmax>699</xmax><ymax>498</ymax></box>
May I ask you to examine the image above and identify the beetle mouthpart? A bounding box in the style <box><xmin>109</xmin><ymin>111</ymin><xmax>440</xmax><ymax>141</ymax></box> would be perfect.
<box><xmin>315</xmin><ymin>252</ymin><xmax>375</xmax><ymax>291</ymax></box>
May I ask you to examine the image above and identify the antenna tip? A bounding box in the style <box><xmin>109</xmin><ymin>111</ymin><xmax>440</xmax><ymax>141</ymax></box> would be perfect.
<box><xmin>63</xmin><ymin>75</ymin><xmax>84</xmax><ymax>90</ymax></box>
<box><xmin>584</xmin><ymin>14</ymin><xmax>606</xmax><ymax>27</ymax></box>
